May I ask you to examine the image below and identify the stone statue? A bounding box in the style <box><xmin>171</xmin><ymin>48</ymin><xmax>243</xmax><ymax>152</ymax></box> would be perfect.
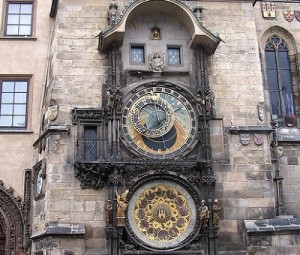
<box><xmin>212</xmin><ymin>199</ymin><xmax>222</xmax><ymax>226</ymax></box>
<box><xmin>257</xmin><ymin>103</ymin><xmax>264</xmax><ymax>124</ymax></box>
<box><xmin>107</xmin><ymin>88</ymin><xmax>122</xmax><ymax>115</ymax></box>
<box><xmin>104</xmin><ymin>200</ymin><xmax>113</xmax><ymax>225</ymax></box>
<box><xmin>116</xmin><ymin>190</ymin><xmax>129</xmax><ymax>227</ymax></box>
<box><xmin>149</xmin><ymin>51</ymin><xmax>165</xmax><ymax>72</ymax></box>
<box><xmin>198</xmin><ymin>200</ymin><xmax>209</xmax><ymax>227</ymax></box>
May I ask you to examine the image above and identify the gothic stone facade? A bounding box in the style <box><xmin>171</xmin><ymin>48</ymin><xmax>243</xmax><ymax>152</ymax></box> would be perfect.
<box><xmin>0</xmin><ymin>1</ymin><xmax>300</xmax><ymax>255</ymax></box>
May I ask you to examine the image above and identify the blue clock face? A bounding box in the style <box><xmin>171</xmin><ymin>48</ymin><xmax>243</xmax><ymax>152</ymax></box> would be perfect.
<box><xmin>122</xmin><ymin>86</ymin><xmax>198</xmax><ymax>159</ymax></box>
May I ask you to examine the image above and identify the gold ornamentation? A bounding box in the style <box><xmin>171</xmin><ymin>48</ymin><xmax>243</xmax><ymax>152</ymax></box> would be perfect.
<box><xmin>116</xmin><ymin>190</ymin><xmax>129</xmax><ymax>227</ymax></box>
<box><xmin>133</xmin><ymin>185</ymin><xmax>191</xmax><ymax>241</ymax></box>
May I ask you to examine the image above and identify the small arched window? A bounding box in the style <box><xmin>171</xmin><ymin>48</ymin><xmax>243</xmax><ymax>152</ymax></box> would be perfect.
<box><xmin>265</xmin><ymin>34</ymin><xmax>294</xmax><ymax>122</ymax></box>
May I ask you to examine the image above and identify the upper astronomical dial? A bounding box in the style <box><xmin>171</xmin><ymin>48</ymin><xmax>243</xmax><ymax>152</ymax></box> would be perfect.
<box><xmin>122</xmin><ymin>86</ymin><xmax>198</xmax><ymax>159</ymax></box>
<box><xmin>130</xmin><ymin>94</ymin><xmax>175</xmax><ymax>138</ymax></box>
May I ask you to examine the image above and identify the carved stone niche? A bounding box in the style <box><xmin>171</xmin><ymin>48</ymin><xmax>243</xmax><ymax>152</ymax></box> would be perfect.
<box><xmin>0</xmin><ymin>173</ymin><xmax>31</xmax><ymax>255</ymax></box>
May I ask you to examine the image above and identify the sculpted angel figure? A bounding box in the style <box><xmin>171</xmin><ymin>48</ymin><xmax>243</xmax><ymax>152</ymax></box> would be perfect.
<box><xmin>116</xmin><ymin>189</ymin><xmax>129</xmax><ymax>227</ymax></box>
<box><xmin>149</xmin><ymin>51</ymin><xmax>165</xmax><ymax>72</ymax></box>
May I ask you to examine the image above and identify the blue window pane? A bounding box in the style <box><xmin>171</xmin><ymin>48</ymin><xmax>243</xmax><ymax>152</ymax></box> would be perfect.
<box><xmin>280</xmin><ymin>70</ymin><xmax>292</xmax><ymax>92</ymax></box>
<box><xmin>14</xmin><ymin>104</ymin><xmax>26</xmax><ymax>115</ymax></box>
<box><xmin>14</xmin><ymin>93</ymin><xmax>27</xmax><ymax>103</ymax></box>
<box><xmin>269</xmin><ymin>91</ymin><xmax>281</xmax><ymax>116</ymax></box>
<box><xmin>6</xmin><ymin>25</ymin><xmax>19</xmax><ymax>35</ymax></box>
<box><xmin>1</xmin><ymin>104</ymin><xmax>13</xmax><ymax>115</ymax></box>
<box><xmin>21</xmin><ymin>4</ymin><xmax>32</xmax><ymax>14</ymax></box>
<box><xmin>13</xmin><ymin>116</ymin><xmax>26</xmax><ymax>127</ymax></box>
<box><xmin>8</xmin><ymin>4</ymin><xmax>20</xmax><ymax>14</ymax></box>
<box><xmin>265</xmin><ymin>51</ymin><xmax>276</xmax><ymax>69</ymax></box>
<box><xmin>266</xmin><ymin>70</ymin><xmax>279</xmax><ymax>90</ymax></box>
<box><xmin>19</xmin><ymin>26</ymin><xmax>31</xmax><ymax>35</ymax></box>
<box><xmin>0</xmin><ymin>116</ymin><xmax>13</xmax><ymax>126</ymax></box>
<box><xmin>1</xmin><ymin>93</ymin><xmax>14</xmax><ymax>103</ymax></box>
<box><xmin>2</xmin><ymin>82</ymin><xmax>14</xmax><ymax>92</ymax></box>
<box><xmin>7</xmin><ymin>15</ymin><xmax>19</xmax><ymax>24</ymax></box>
<box><xmin>20</xmin><ymin>15</ymin><xmax>31</xmax><ymax>25</ymax></box>
<box><xmin>282</xmin><ymin>92</ymin><xmax>294</xmax><ymax>115</ymax></box>
<box><xmin>15</xmin><ymin>82</ymin><xmax>28</xmax><ymax>92</ymax></box>
<box><xmin>278</xmin><ymin>51</ymin><xmax>290</xmax><ymax>68</ymax></box>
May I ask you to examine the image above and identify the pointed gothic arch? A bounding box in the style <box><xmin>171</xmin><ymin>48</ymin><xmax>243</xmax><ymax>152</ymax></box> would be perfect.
<box><xmin>0</xmin><ymin>171</ymin><xmax>31</xmax><ymax>255</ymax></box>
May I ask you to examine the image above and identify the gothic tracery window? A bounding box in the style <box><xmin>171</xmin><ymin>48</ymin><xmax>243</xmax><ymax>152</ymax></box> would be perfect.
<box><xmin>265</xmin><ymin>34</ymin><xmax>294</xmax><ymax>122</ymax></box>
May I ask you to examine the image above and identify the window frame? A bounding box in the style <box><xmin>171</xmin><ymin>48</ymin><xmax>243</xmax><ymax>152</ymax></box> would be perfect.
<box><xmin>130</xmin><ymin>44</ymin><xmax>146</xmax><ymax>65</ymax></box>
<box><xmin>0</xmin><ymin>78</ymin><xmax>30</xmax><ymax>129</ymax></box>
<box><xmin>261</xmin><ymin>28</ymin><xmax>299</xmax><ymax>127</ymax></box>
<box><xmin>167</xmin><ymin>45</ymin><xmax>182</xmax><ymax>66</ymax></box>
<box><xmin>3</xmin><ymin>0</ymin><xmax>35</xmax><ymax>38</ymax></box>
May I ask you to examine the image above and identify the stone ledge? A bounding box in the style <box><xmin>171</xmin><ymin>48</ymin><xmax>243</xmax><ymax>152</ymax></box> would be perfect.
<box><xmin>33</xmin><ymin>124</ymin><xmax>70</xmax><ymax>148</ymax></box>
<box><xmin>228</xmin><ymin>125</ymin><xmax>273</xmax><ymax>135</ymax></box>
<box><xmin>31</xmin><ymin>222</ymin><xmax>85</xmax><ymax>241</ymax></box>
<box><xmin>244</xmin><ymin>217</ymin><xmax>300</xmax><ymax>235</ymax></box>
<box><xmin>219</xmin><ymin>251</ymin><xmax>247</xmax><ymax>255</ymax></box>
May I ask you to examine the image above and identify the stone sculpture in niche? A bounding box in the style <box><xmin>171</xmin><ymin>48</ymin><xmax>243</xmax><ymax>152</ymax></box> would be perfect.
<box><xmin>149</xmin><ymin>51</ymin><xmax>165</xmax><ymax>72</ymax></box>
<box><xmin>212</xmin><ymin>199</ymin><xmax>222</xmax><ymax>226</ymax></box>
<box><xmin>108</xmin><ymin>2</ymin><xmax>119</xmax><ymax>26</ymax></box>
<box><xmin>198</xmin><ymin>200</ymin><xmax>209</xmax><ymax>227</ymax></box>
<box><xmin>151</xmin><ymin>26</ymin><xmax>161</xmax><ymax>40</ymax></box>
<box><xmin>105</xmin><ymin>200</ymin><xmax>113</xmax><ymax>225</ymax></box>
<box><xmin>257</xmin><ymin>102</ymin><xmax>264</xmax><ymax>124</ymax></box>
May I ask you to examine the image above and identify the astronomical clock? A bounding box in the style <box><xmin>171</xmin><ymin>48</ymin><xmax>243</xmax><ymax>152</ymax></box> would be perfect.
<box><xmin>121</xmin><ymin>84</ymin><xmax>198</xmax><ymax>159</ymax></box>
<box><xmin>106</xmin><ymin>80</ymin><xmax>210</xmax><ymax>253</ymax></box>
<box><xmin>72</xmin><ymin>1</ymin><xmax>220</xmax><ymax>254</ymax></box>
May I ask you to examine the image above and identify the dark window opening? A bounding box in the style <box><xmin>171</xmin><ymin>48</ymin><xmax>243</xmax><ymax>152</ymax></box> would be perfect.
<box><xmin>167</xmin><ymin>47</ymin><xmax>181</xmax><ymax>65</ymax></box>
<box><xmin>130</xmin><ymin>45</ymin><xmax>145</xmax><ymax>64</ymax></box>
<box><xmin>84</xmin><ymin>126</ymin><xmax>97</xmax><ymax>161</ymax></box>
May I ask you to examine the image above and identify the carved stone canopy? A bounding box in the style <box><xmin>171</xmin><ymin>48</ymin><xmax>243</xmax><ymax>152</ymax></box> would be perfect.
<box><xmin>98</xmin><ymin>0</ymin><xmax>221</xmax><ymax>54</ymax></box>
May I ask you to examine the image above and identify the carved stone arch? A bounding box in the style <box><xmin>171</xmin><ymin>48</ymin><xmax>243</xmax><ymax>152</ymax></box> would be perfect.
<box><xmin>0</xmin><ymin>182</ymin><xmax>27</xmax><ymax>255</ymax></box>
<box><xmin>260</xmin><ymin>26</ymin><xmax>297</xmax><ymax>55</ymax></box>
<box><xmin>98</xmin><ymin>0</ymin><xmax>221</xmax><ymax>54</ymax></box>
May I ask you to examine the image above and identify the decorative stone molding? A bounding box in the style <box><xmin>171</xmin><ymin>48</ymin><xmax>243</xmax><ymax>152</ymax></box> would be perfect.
<box><xmin>71</xmin><ymin>108</ymin><xmax>106</xmax><ymax>124</ymax></box>
<box><xmin>98</xmin><ymin>0</ymin><xmax>221</xmax><ymax>54</ymax></box>
<box><xmin>228</xmin><ymin>125</ymin><xmax>273</xmax><ymax>135</ymax></box>
<box><xmin>31</xmin><ymin>222</ymin><xmax>85</xmax><ymax>240</ymax></box>
<box><xmin>33</xmin><ymin>125</ymin><xmax>70</xmax><ymax>148</ymax></box>
<box><xmin>0</xmin><ymin>177</ymin><xmax>31</xmax><ymax>254</ymax></box>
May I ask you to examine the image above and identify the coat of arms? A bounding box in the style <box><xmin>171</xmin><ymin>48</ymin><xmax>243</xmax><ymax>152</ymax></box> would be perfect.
<box><xmin>254</xmin><ymin>133</ymin><xmax>264</xmax><ymax>146</ymax></box>
<box><xmin>240</xmin><ymin>133</ymin><xmax>250</xmax><ymax>146</ymax></box>
<box><xmin>261</xmin><ymin>2</ymin><xmax>276</xmax><ymax>19</ymax></box>
<box><xmin>295</xmin><ymin>11</ymin><xmax>300</xmax><ymax>22</ymax></box>
<box><xmin>283</xmin><ymin>10</ymin><xmax>294</xmax><ymax>22</ymax></box>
